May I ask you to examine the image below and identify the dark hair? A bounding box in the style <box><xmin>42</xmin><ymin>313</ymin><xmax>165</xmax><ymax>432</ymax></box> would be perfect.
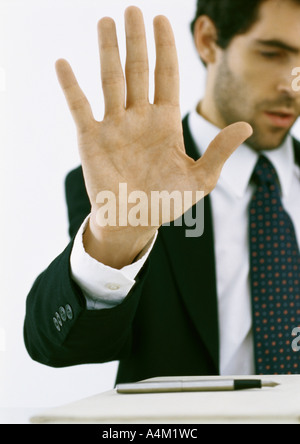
<box><xmin>190</xmin><ymin>0</ymin><xmax>268</xmax><ymax>49</ymax></box>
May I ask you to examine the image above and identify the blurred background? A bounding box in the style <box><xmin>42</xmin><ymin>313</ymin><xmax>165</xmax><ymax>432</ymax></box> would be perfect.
<box><xmin>0</xmin><ymin>0</ymin><xmax>300</xmax><ymax>420</ymax></box>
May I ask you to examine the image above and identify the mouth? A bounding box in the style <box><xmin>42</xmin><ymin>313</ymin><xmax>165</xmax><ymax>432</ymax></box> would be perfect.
<box><xmin>264</xmin><ymin>110</ymin><xmax>296</xmax><ymax>129</ymax></box>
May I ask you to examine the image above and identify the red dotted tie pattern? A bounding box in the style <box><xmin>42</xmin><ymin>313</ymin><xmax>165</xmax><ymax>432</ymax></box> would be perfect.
<box><xmin>249</xmin><ymin>156</ymin><xmax>300</xmax><ymax>375</ymax></box>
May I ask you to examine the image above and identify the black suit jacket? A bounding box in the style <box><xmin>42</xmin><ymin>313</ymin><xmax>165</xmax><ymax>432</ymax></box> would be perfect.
<box><xmin>24</xmin><ymin>116</ymin><xmax>300</xmax><ymax>384</ymax></box>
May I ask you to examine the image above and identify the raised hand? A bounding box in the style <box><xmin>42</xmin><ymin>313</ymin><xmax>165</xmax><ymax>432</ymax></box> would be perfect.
<box><xmin>55</xmin><ymin>6</ymin><xmax>252</xmax><ymax>268</ymax></box>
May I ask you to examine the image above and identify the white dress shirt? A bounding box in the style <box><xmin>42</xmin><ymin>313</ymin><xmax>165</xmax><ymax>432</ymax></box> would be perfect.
<box><xmin>70</xmin><ymin>110</ymin><xmax>300</xmax><ymax>375</ymax></box>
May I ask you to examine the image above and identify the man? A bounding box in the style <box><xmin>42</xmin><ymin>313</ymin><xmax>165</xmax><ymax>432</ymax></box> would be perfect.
<box><xmin>24</xmin><ymin>0</ymin><xmax>300</xmax><ymax>383</ymax></box>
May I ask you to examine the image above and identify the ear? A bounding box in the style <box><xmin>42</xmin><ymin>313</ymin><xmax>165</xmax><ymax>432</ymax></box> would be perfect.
<box><xmin>193</xmin><ymin>16</ymin><xmax>218</xmax><ymax>64</ymax></box>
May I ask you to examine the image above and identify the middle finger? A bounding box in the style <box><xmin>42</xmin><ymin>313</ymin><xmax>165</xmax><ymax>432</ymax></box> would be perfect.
<box><xmin>125</xmin><ymin>7</ymin><xmax>149</xmax><ymax>107</ymax></box>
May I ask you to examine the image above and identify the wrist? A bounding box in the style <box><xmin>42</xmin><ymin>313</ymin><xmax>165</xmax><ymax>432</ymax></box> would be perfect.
<box><xmin>83</xmin><ymin>212</ymin><xmax>157</xmax><ymax>269</ymax></box>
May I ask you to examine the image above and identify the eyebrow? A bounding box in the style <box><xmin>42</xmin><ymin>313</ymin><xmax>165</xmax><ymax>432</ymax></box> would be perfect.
<box><xmin>255</xmin><ymin>39</ymin><xmax>300</xmax><ymax>54</ymax></box>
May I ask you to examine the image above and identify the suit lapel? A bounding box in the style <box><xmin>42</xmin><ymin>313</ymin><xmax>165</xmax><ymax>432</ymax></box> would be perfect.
<box><xmin>293</xmin><ymin>137</ymin><xmax>300</xmax><ymax>166</ymax></box>
<box><xmin>160</xmin><ymin>115</ymin><xmax>220</xmax><ymax>373</ymax></box>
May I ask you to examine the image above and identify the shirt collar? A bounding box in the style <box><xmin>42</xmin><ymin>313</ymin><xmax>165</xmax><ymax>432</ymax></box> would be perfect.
<box><xmin>188</xmin><ymin>109</ymin><xmax>295</xmax><ymax>198</ymax></box>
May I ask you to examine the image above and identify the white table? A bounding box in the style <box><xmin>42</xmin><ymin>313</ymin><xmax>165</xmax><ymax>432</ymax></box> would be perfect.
<box><xmin>29</xmin><ymin>375</ymin><xmax>300</xmax><ymax>424</ymax></box>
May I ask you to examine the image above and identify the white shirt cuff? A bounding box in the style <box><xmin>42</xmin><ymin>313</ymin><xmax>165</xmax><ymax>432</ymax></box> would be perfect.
<box><xmin>70</xmin><ymin>215</ymin><xmax>158</xmax><ymax>310</ymax></box>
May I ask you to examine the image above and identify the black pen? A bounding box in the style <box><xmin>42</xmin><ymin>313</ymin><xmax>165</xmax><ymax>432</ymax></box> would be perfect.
<box><xmin>116</xmin><ymin>379</ymin><xmax>280</xmax><ymax>394</ymax></box>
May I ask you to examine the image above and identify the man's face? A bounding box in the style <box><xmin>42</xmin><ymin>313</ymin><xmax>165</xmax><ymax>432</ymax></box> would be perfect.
<box><xmin>213</xmin><ymin>0</ymin><xmax>300</xmax><ymax>151</ymax></box>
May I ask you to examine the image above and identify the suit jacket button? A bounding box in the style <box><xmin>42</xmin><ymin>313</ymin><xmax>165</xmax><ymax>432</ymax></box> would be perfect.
<box><xmin>65</xmin><ymin>304</ymin><xmax>73</xmax><ymax>320</ymax></box>
<box><xmin>55</xmin><ymin>312</ymin><xmax>63</xmax><ymax>327</ymax></box>
<box><xmin>59</xmin><ymin>306</ymin><xmax>67</xmax><ymax>322</ymax></box>
<box><xmin>53</xmin><ymin>317</ymin><xmax>61</xmax><ymax>332</ymax></box>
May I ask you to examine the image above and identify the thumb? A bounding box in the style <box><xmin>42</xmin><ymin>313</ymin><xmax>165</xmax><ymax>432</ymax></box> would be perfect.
<box><xmin>192</xmin><ymin>121</ymin><xmax>253</xmax><ymax>195</ymax></box>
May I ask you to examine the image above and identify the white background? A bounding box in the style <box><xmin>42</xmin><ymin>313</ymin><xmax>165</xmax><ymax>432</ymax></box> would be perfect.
<box><xmin>0</xmin><ymin>0</ymin><xmax>206</xmax><ymax>412</ymax></box>
<box><xmin>0</xmin><ymin>0</ymin><xmax>300</xmax><ymax>416</ymax></box>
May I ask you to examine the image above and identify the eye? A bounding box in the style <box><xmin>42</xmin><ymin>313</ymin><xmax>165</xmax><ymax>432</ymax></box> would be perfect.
<box><xmin>260</xmin><ymin>51</ymin><xmax>282</xmax><ymax>59</ymax></box>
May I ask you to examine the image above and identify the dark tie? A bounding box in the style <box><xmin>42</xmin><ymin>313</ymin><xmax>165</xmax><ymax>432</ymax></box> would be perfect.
<box><xmin>249</xmin><ymin>155</ymin><xmax>300</xmax><ymax>375</ymax></box>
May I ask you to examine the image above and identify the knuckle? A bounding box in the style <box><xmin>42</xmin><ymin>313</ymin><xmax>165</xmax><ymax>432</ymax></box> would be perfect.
<box><xmin>101</xmin><ymin>72</ymin><xmax>124</xmax><ymax>86</ymax></box>
<box><xmin>125</xmin><ymin>60</ymin><xmax>149</xmax><ymax>75</ymax></box>
<box><xmin>69</xmin><ymin>96</ymin><xmax>88</xmax><ymax>111</ymax></box>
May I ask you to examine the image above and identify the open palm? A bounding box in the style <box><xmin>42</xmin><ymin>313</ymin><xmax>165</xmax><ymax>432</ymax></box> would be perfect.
<box><xmin>55</xmin><ymin>6</ymin><xmax>252</xmax><ymax>267</ymax></box>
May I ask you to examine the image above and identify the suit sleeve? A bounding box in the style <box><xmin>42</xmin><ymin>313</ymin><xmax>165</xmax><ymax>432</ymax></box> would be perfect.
<box><xmin>23</xmin><ymin>167</ymin><xmax>149</xmax><ymax>367</ymax></box>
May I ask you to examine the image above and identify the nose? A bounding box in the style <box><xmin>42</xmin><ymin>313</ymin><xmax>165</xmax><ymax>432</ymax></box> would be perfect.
<box><xmin>277</xmin><ymin>72</ymin><xmax>298</xmax><ymax>98</ymax></box>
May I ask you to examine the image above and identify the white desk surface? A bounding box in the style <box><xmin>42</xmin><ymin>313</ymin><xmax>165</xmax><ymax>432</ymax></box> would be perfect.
<box><xmin>29</xmin><ymin>375</ymin><xmax>300</xmax><ymax>425</ymax></box>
